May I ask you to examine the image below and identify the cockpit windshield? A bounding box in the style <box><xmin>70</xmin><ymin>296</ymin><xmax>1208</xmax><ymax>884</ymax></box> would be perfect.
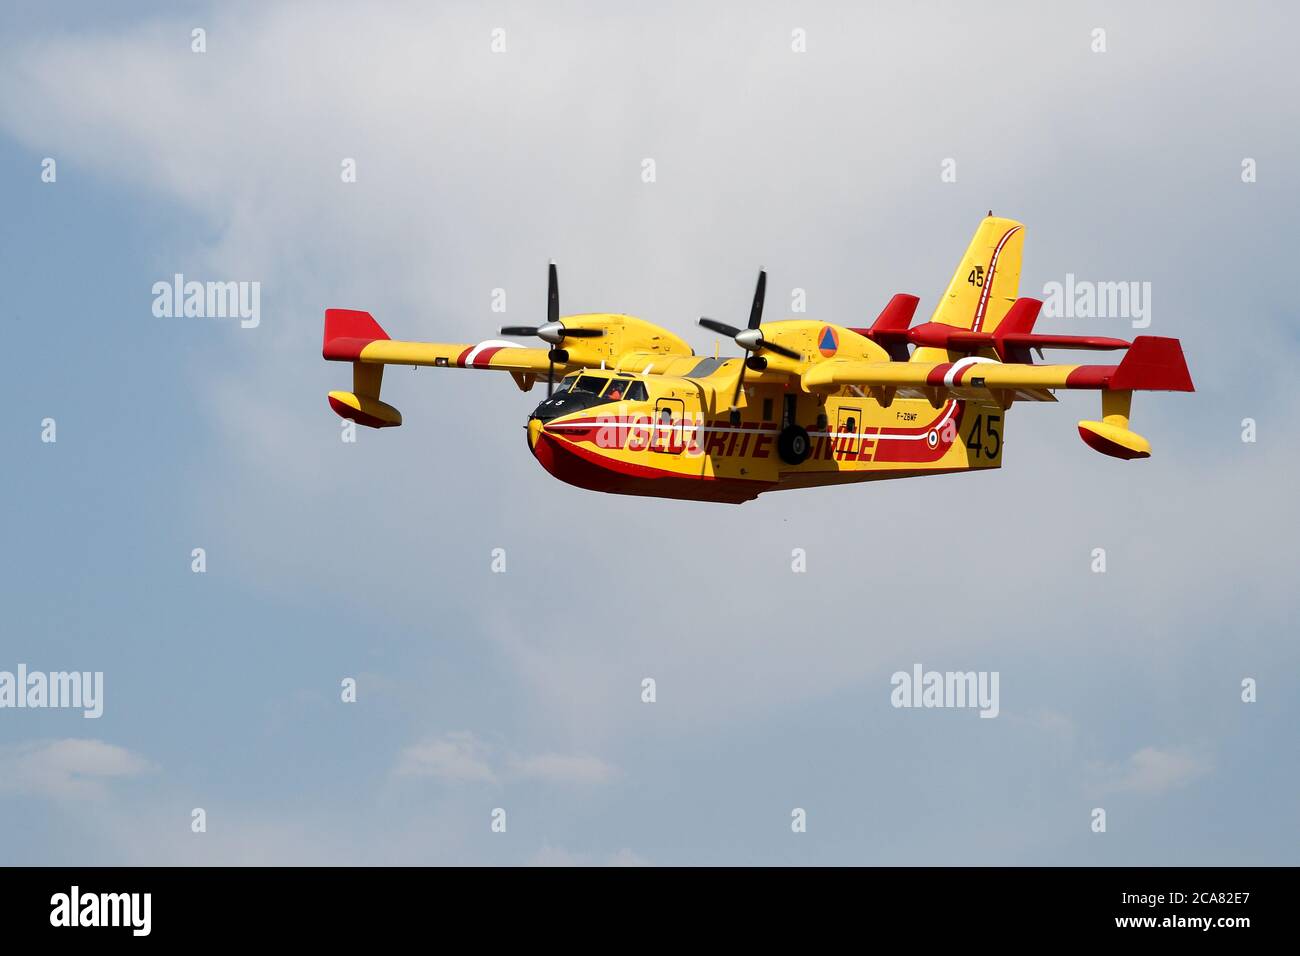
<box><xmin>571</xmin><ymin>375</ymin><xmax>609</xmax><ymax>395</ymax></box>
<box><xmin>531</xmin><ymin>374</ymin><xmax>649</xmax><ymax>423</ymax></box>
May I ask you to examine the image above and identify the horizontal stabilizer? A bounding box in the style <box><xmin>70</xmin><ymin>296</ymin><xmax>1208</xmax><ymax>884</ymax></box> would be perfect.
<box><xmin>906</xmin><ymin>298</ymin><xmax>1131</xmax><ymax>359</ymax></box>
<box><xmin>996</xmin><ymin>332</ymin><xmax>1132</xmax><ymax>352</ymax></box>
<box><xmin>850</xmin><ymin>297</ymin><xmax>1133</xmax><ymax>362</ymax></box>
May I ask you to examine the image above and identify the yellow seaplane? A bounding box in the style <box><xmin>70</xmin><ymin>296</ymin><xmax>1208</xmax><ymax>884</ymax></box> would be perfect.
<box><xmin>322</xmin><ymin>215</ymin><xmax>1193</xmax><ymax>503</ymax></box>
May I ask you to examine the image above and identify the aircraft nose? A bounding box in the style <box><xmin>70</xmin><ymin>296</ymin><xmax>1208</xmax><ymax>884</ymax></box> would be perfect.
<box><xmin>527</xmin><ymin>417</ymin><xmax>543</xmax><ymax>451</ymax></box>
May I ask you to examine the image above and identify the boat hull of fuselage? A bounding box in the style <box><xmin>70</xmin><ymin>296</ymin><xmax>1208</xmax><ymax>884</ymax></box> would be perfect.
<box><xmin>526</xmin><ymin>402</ymin><xmax>1000</xmax><ymax>503</ymax></box>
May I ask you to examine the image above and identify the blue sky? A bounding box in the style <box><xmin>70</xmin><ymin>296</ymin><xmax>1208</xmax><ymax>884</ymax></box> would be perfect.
<box><xmin>1</xmin><ymin>0</ymin><xmax>1296</xmax><ymax>865</ymax></box>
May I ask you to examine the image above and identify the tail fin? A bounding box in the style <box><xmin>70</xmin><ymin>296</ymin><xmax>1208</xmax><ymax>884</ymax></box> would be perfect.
<box><xmin>931</xmin><ymin>215</ymin><xmax>1024</xmax><ymax>334</ymax></box>
<box><xmin>852</xmin><ymin>293</ymin><xmax>920</xmax><ymax>360</ymax></box>
<box><xmin>992</xmin><ymin>297</ymin><xmax>1043</xmax><ymax>362</ymax></box>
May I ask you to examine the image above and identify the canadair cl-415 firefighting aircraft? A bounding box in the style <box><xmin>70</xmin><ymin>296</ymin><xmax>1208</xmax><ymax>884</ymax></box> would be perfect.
<box><xmin>322</xmin><ymin>215</ymin><xmax>1193</xmax><ymax>504</ymax></box>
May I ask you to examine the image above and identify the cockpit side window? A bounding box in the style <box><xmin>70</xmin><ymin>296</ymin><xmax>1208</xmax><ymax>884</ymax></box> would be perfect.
<box><xmin>623</xmin><ymin>381</ymin><xmax>649</xmax><ymax>402</ymax></box>
<box><xmin>604</xmin><ymin>378</ymin><xmax>633</xmax><ymax>400</ymax></box>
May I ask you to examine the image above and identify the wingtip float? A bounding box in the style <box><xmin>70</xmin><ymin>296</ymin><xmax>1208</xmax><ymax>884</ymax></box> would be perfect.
<box><xmin>321</xmin><ymin>215</ymin><xmax>1194</xmax><ymax>503</ymax></box>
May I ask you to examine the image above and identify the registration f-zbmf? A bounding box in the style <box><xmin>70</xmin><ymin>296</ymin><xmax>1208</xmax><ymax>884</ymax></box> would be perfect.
<box><xmin>322</xmin><ymin>216</ymin><xmax>1194</xmax><ymax>504</ymax></box>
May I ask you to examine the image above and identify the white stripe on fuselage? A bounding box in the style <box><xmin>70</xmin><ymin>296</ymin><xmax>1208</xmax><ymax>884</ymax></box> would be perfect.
<box><xmin>545</xmin><ymin>401</ymin><xmax>959</xmax><ymax>443</ymax></box>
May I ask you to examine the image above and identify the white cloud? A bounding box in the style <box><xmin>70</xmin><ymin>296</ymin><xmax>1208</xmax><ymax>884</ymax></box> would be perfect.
<box><xmin>0</xmin><ymin>739</ymin><xmax>155</xmax><ymax>800</ymax></box>
<box><xmin>1094</xmin><ymin>746</ymin><xmax>1212</xmax><ymax>795</ymax></box>
<box><xmin>394</xmin><ymin>731</ymin><xmax>497</xmax><ymax>783</ymax></box>
<box><xmin>509</xmin><ymin>752</ymin><xmax>621</xmax><ymax>785</ymax></box>
<box><xmin>394</xmin><ymin>732</ymin><xmax>619</xmax><ymax>786</ymax></box>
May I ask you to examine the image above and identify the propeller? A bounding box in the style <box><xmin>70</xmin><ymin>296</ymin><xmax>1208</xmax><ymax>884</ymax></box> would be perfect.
<box><xmin>698</xmin><ymin>270</ymin><xmax>801</xmax><ymax>423</ymax></box>
<box><xmin>500</xmin><ymin>262</ymin><xmax>603</xmax><ymax>396</ymax></box>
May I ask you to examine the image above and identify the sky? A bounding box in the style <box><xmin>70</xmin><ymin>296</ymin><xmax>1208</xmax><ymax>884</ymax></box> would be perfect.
<box><xmin>0</xmin><ymin>0</ymin><xmax>1297</xmax><ymax>865</ymax></box>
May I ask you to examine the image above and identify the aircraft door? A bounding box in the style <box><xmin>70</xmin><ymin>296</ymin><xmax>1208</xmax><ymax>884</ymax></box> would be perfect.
<box><xmin>654</xmin><ymin>397</ymin><xmax>687</xmax><ymax>452</ymax></box>
<box><xmin>835</xmin><ymin>407</ymin><xmax>861</xmax><ymax>460</ymax></box>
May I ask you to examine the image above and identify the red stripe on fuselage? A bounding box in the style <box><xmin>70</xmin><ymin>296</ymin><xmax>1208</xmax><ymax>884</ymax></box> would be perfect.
<box><xmin>531</xmin><ymin>431</ymin><xmax>770</xmax><ymax>503</ymax></box>
<box><xmin>971</xmin><ymin>225</ymin><xmax>1021</xmax><ymax>333</ymax></box>
<box><xmin>870</xmin><ymin>401</ymin><xmax>963</xmax><ymax>463</ymax></box>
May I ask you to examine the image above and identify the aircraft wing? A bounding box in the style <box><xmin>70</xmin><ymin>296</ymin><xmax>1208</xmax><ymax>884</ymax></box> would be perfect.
<box><xmin>325</xmin><ymin>309</ymin><xmax>555</xmax><ymax>375</ymax></box>
<box><xmin>322</xmin><ymin>308</ymin><xmax>571</xmax><ymax>427</ymax></box>
<box><xmin>802</xmin><ymin>335</ymin><xmax>1194</xmax><ymax>400</ymax></box>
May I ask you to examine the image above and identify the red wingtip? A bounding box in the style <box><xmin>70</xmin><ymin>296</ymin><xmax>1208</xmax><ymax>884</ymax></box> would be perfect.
<box><xmin>323</xmin><ymin>309</ymin><xmax>390</xmax><ymax>361</ymax></box>
<box><xmin>1109</xmin><ymin>336</ymin><xmax>1195</xmax><ymax>392</ymax></box>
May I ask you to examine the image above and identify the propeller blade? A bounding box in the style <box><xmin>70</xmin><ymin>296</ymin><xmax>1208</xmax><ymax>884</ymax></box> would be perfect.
<box><xmin>730</xmin><ymin>356</ymin><xmax>748</xmax><ymax>424</ymax></box>
<box><xmin>761</xmin><ymin>339</ymin><xmax>801</xmax><ymax>361</ymax></box>
<box><xmin>500</xmin><ymin>264</ymin><xmax>600</xmax><ymax>362</ymax></box>
<box><xmin>747</xmin><ymin>270</ymin><xmax>767</xmax><ymax>330</ymax></box>
<box><xmin>547</xmin><ymin>261</ymin><xmax>559</xmax><ymax>327</ymax></box>
<box><xmin>547</xmin><ymin>354</ymin><xmax>554</xmax><ymax>397</ymax></box>
<box><xmin>699</xmin><ymin>317</ymin><xmax>743</xmax><ymax>338</ymax></box>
